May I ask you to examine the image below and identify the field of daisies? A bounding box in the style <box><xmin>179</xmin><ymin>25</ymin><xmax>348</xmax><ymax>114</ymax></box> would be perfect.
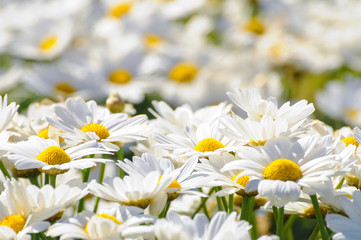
<box><xmin>3</xmin><ymin>0</ymin><xmax>361</xmax><ymax>239</ymax></box>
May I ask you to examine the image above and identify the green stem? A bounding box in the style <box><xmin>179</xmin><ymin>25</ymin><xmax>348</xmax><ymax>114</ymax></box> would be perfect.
<box><xmin>202</xmin><ymin>204</ymin><xmax>211</xmax><ymax>220</ymax></box>
<box><xmin>284</xmin><ymin>214</ymin><xmax>298</xmax><ymax>235</ymax></box>
<box><xmin>276</xmin><ymin>207</ymin><xmax>284</xmax><ymax>240</ymax></box>
<box><xmin>308</xmin><ymin>224</ymin><xmax>319</xmax><ymax>240</ymax></box>
<box><xmin>310</xmin><ymin>195</ymin><xmax>328</xmax><ymax>240</ymax></box>
<box><xmin>250</xmin><ymin>210</ymin><xmax>258</xmax><ymax>240</ymax></box>
<box><xmin>29</xmin><ymin>176</ymin><xmax>40</xmax><ymax>187</ymax></box>
<box><xmin>44</xmin><ymin>174</ymin><xmax>50</xmax><ymax>185</ymax></box>
<box><xmin>78</xmin><ymin>168</ymin><xmax>91</xmax><ymax>213</ymax></box>
<box><xmin>49</xmin><ymin>175</ymin><xmax>56</xmax><ymax>188</ymax></box>
<box><xmin>117</xmin><ymin>147</ymin><xmax>125</xmax><ymax>178</ymax></box>
<box><xmin>158</xmin><ymin>201</ymin><xmax>171</xmax><ymax>218</ymax></box>
<box><xmin>335</xmin><ymin>177</ymin><xmax>345</xmax><ymax>190</ymax></box>
<box><xmin>93</xmin><ymin>162</ymin><xmax>107</xmax><ymax>213</ymax></box>
<box><xmin>0</xmin><ymin>161</ymin><xmax>10</xmax><ymax>179</ymax></box>
<box><xmin>245</xmin><ymin>196</ymin><xmax>255</xmax><ymax>221</ymax></box>
<box><xmin>228</xmin><ymin>194</ymin><xmax>234</xmax><ymax>214</ymax></box>
<box><xmin>272</xmin><ymin>206</ymin><xmax>278</xmax><ymax>222</ymax></box>
<box><xmin>216</xmin><ymin>196</ymin><xmax>223</xmax><ymax>211</ymax></box>
<box><xmin>191</xmin><ymin>188</ymin><xmax>215</xmax><ymax>218</ymax></box>
<box><xmin>241</xmin><ymin>197</ymin><xmax>250</xmax><ymax>220</ymax></box>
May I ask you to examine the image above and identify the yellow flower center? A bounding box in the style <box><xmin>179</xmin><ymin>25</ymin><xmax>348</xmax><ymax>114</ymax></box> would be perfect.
<box><xmin>122</xmin><ymin>199</ymin><xmax>151</xmax><ymax>209</ymax></box>
<box><xmin>38</xmin><ymin>128</ymin><xmax>49</xmax><ymax>139</ymax></box>
<box><xmin>39</xmin><ymin>36</ymin><xmax>58</xmax><ymax>51</ymax></box>
<box><xmin>54</xmin><ymin>82</ymin><xmax>76</xmax><ymax>94</ymax></box>
<box><xmin>108</xmin><ymin>69</ymin><xmax>132</xmax><ymax>85</ymax></box>
<box><xmin>0</xmin><ymin>214</ymin><xmax>26</xmax><ymax>233</ymax></box>
<box><xmin>342</xmin><ymin>136</ymin><xmax>359</xmax><ymax>147</ymax></box>
<box><xmin>169</xmin><ymin>62</ymin><xmax>199</xmax><ymax>83</ymax></box>
<box><xmin>194</xmin><ymin>138</ymin><xmax>225</xmax><ymax>153</ymax></box>
<box><xmin>144</xmin><ymin>33</ymin><xmax>163</xmax><ymax>48</ymax></box>
<box><xmin>37</xmin><ymin>146</ymin><xmax>71</xmax><ymax>165</ymax></box>
<box><xmin>249</xmin><ymin>139</ymin><xmax>266</xmax><ymax>146</ymax></box>
<box><xmin>158</xmin><ymin>176</ymin><xmax>182</xmax><ymax>189</ymax></box>
<box><xmin>231</xmin><ymin>171</ymin><xmax>250</xmax><ymax>187</ymax></box>
<box><xmin>81</xmin><ymin>123</ymin><xmax>110</xmax><ymax>140</ymax></box>
<box><xmin>85</xmin><ymin>214</ymin><xmax>121</xmax><ymax>234</ymax></box>
<box><xmin>244</xmin><ymin>17</ymin><xmax>265</xmax><ymax>35</ymax></box>
<box><xmin>108</xmin><ymin>2</ymin><xmax>133</xmax><ymax>18</ymax></box>
<box><xmin>263</xmin><ymin>159</ymin><xmax>303</xmax><ymax>182</ymax></box>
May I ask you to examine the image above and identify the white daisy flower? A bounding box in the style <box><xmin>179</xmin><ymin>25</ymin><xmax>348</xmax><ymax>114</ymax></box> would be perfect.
<box><xmin>154</xmin><ymin>121</ymin><xmax>237</xmax><ymax>158</ymax></box>
<box><xmin>0</xmin><ymin>180</ymin><xmax>64</xmax><ymax>239</ymax></box>
<box><xmin>117</xmin><ymin>153</ymin><xmax>210</xmax><ymax>200</ymax></box>
<box><xmin>222</xmin><ymin>135</ymin><xmax>342</xmax><ymax>207</ymax></box>
<box><xmin>46</xmin><ymin>97</ymin><xmax>148</xmax><ymax>151</ymax></box>
<box><xmin>3</xmin><ymin>136</ymin><xmax>112</xmax><ymax>175</ymax></box>
<box><xmin>88</xmin><ymin>169</ymin><xmax>177</xmax><ymax>215</ymax></box>
<box><xmin>46</xmin><ymin>206</ymin><xmax>154</xmax><ymax>240</ymax></box>
<box><xmin>326</xmin><ymin>190</ymin><xmax>361</xmax><ymax>240</ymax></box>
<box><xmin>0</xmin><ymin>95</ymin><xmax>19</xmax><ymax>133</ymax></box>
<box><xmin>131</xmin><ymin>211</ymin><xmax>251</xmax><ymax>240</ymax></box>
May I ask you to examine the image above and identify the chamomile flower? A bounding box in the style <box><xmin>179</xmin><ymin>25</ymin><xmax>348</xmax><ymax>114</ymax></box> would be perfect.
<box><xmin>46</xmin><ymin>206</ymin><xmax>154</xmax><ymax>240</ymax></box>
<box><xmin>3</xmin><ymin>136</ymin><xmax>112</xmax><ymax>175</ymax></box>
<box><xmin>117</xmin><ymin>153</ymin><xmax>210</xmax><ymax>200</ymax></box>
<box><xmin>136</xmin><ymin>211</ymin><xmax>252</xmax><ymax>240</ymax></box>
<box><xmin>326</xmin><ymin>190</ymin><xmax>361</xmax><ymax>240</ymax></box>
<box><xmin>89</xmin><ymin>169</ymin><xmax>177</xmax><ymax>215</ymax></box>
<box><xmin>222</xmin><ymin>135</ymin><xmax>341</xmax><ymax>207</ymax></box>
<box><xmin>0</xmin><ymin>180</ymin><xmax>65</xmax><ymax>239</ymax></box>
<box><xmin>154</xmin><ymin>121</ymin><xmax>237</xmax><ymax>158</ymax></box>
<box><xmin>46</xmin><ymin>97</ymin><xmax>148</xmax><ymax>151</ymax></box>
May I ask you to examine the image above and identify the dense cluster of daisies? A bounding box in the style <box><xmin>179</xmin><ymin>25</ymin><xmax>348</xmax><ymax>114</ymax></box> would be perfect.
<box><xmin>0</xmin><ymin>88</ymin><xmax>360</xmax><ymax>240</ymax></box>
<box><xmin>3</xmin><ymin>0</ymin><xmax>361</xmax><ymax>109</ymax></box>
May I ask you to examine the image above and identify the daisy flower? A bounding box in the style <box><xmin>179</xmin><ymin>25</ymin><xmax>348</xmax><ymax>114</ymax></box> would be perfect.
<box><xmin>3</xmin><ymin>136</ymin><xmax>112</xmax><ymax>175</ymax></box>
<box><xmin>326</xmin><ymin>190</ymin><xmax>361</xmax><ymax>240</ymax></box>
<box><xmin>46</xmin><ymin>97</ymin><xmax>148</xmax><ymax>151</ymax></box>
<box><xmin>0</xmin><ymin>95</ymin><xmax>19</xmax><ymax>133</ymax></box>
<box><xmin>46</xmin><ymin>206</ymin><xmax>154</xmax><ymax>240</ymax></box>
<box><xmin>117</xmin><ymin>153</ymin><xmax>210</xmax><ymax>200</ymax></box>
<box><xmin>88</xmin><ymin>169</ymin><xmax>178</xmax><ymax>215</ymax></box>
<box><xmin>154</xmin><ymin>121</ymin><xmax>237</xmax><ymax>158</ymax></box>
<box><xmin>222</xmin><ymin>135</ymin><xmax>343</xmax><ymax>207</ymax></box>
<box><xmin>0</xmin><ymin>180</ymin><xmax>65</xmax><ymax>239</ymax></box>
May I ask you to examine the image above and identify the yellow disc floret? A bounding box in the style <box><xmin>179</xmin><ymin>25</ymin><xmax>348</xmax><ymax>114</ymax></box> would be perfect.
<box><xmin>263</xmin><ymin>158</ymin><xmax>303</xmax><ymax>182</ymax></box>
<box><xmin>194</xmin><ymin>138</ymin><xmax>225</xmax><ymax>153</ymax></box>
<box><xmin>244</xmin><ymin>17</ymin><xmax>265</xmax><ymax>35</ymax></box>
<box><xmin>37</xmin><ymin>146</ymin><xmax>71</xmax><ymax>165</ymax></box>
<box><xmin>81</xmin><ymin>123</ymin><xmax>110</xmax><ymax>140</ymax></box>
<box><xmin>108</xmin><ymin>2</ymin><xmax>132</xmax><ymax>18</ymax></box>
<box><xmin>55</xmin><ymin>82</ymin><xmax>76</xmax><ymax>94</ymax></box>
<box><xmin>169</xmin><ymin>62</ymin><xmax>199</xmax><ymax>83</ymax></box>
<box><xmin>0</xmin><ymin>214</ymin><xmax>26</xmax><ymax>233</ymax></box>
<box><xmin>38</xmin><ymin>128</ymin><xmax>49</xmax><ymax>139</ymax></box>
<box><xmin>39</xmin><ymin>36</ymin><xmax>58</xmax><ymax>51</ymax></box>
<box><xmin>108</xmin><ymin>69</ymin><xmax>132</xmax><ymax>84</ymax></box>
<box><xmin>144</xmin><ymin>33</ymin><xmax>163</xmax><ymax>48</ymax></box>
<box><xmin>231</xmin><ymin>171</ymin><xmax>250</xmax><ymax>187</ymax></box>
<box><xmin>342</xmin><ymin>136</ymin><xmax>359</xmax><ymax>147</ymax></box>
<box><xmin>85</xmin><ymin>214</ymin><xmax>121</xmax><ymax>234</ymax></box>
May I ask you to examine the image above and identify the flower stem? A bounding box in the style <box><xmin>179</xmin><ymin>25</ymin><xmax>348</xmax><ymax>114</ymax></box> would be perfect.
<box><xmin>310</xmin><ymin>194</ymin><xmax>328</xmax><ymax>240</ymax></box>
<box><xmin>335</xmin><ymin>177</ymin><xmax>345</xmax><ymax>190</ymax></box>
<box><xmin>93</xmin><ymin>161</ymin><xmax>107</xmax><ymax>213</ymax></box>
<box><xmin>284</xmin><ymin>214</ymin><xmax>298</xmax><ymax>235</ymax></box>
<box><xmin>245</xmin><ymin>196</ymin><xmax>255</xmax><ymax>221</ymax></box>
<box><xmin>0</xmin><ymin>160</ymin><xmax>10</xmax><ymax>179</ymax></box>
<box><xmin>241</xmin><ymin>196</ymin><xmax>250</xmax><ymax>220</ymax></box>
<box><xmin>192</xmin><ymin>187</ymin><xmax>215</xmax><ymax>218</ymax></box>
<box><xmin>44</xmin><ymin>174</ymin><xmax>50</xmax><ymax>185</ymax></box>
<box><xmin>158</xmin><ymin>201</ymin><xmax>171</xmax><ymax>218</ymax></box>
<box><xmin>228</xmin><ymin>193</ymin><xmax>234</xmax><ymax>214</ymax></box>
<box><xmin>308</xmin><ymin>224</ymin><xmax>319</xmax><ymax>240</ymax></box>
<box><xmin>29</xmin><ymin>176</ymin><xmax>40</xmax><ymax>187</ymax></box>
<box><xmin>276</xmin><ymin>207</ymin><xmax>285</xmax><ymax>240</ymax></box>
<box><xmin>50</xmin><ymin>175</ymin><xmax>56</xmax><ymax>188</ymax></box>
<box><xmin>77</xmin><ymin>167</ymin><xmax>91</xmax><ymax>213</ymax></box>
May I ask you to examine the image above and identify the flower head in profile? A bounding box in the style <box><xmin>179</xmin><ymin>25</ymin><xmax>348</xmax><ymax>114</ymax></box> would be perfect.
<box><xmin>4</xmin><ymin>136</ymin><xmax>112</xmax><ymax>175</ymax></box>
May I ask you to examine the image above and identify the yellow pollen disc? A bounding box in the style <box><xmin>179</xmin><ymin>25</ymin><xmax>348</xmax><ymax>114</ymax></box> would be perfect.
<box><xmin>158</xmin><ymin>176</ymin><xmax>182</xmax><ymax>189</ymax></box>
<box><xmin>85</xmin><ymin>214</ymin><xmax>121</xmax><ymax>234</ymax></box>
<box><xmin>194</xmin><ymin>138</ymin><xmax>225</xmax><ymax>153</ymax></box>
<box><xmin>249</xmin><ymin>139</ymin><xmax>266</xmax><ymax>146</ymax></box>
<box><xmin>263</xmin><ymin>158</ymin><xmax>302</xmax><ymax>182</ymax></box>
<box><xmin>244</xmin><ymin>17</ymin><xmax>265</xmax><ymax>35</ymax></box>
<box><xmin>169</xmin><ymin>62</ymin><xmax>199</xmax><ymax>83</ymax></box>
<box><xmin>38</xmin><ymin>128</ymin><xmax>49</xmax><ymax>139</ymax></box>
<box><xmin>122</xmin><ymin>199</ymin><xmax>151</xmax><ymax>209</ymax></box>
<box><xmin>0</xmin><ymin>214</ymin><xmax>26</xmax><ymax>233</ymax></box>
<box><xmin>81</xmin><ymin>123</ymin><xmax>110</xmax><ymax>140</ymax></box>
<box><xmin>54</xmin><ymin>82</ymin><xmax>76</xmax><ymax>94</ymax></box>
<box><xmin>39</xmin><ymin>36</ymin><xmax>58</xmax><ymax>51</ymax></box>
<box><xmin>37</xmin><ymin>146</ymin><xmax>71</xmax><ymax>165</ymax></box>
<box><xmin>342</xmin><ymin>136</ymin><xmax>359</xmax><ymax>147</ymax></box>
<box><xmin>144</xmin><ymin>33</ymin><xmax>163</xmax><ymax>48</ymax></box>
<box><xmin>108</xmin><ymin>69</ymin><xmax>132</xmax><ymax>84</ymax></box>
<box><xmin>108</xmin><ymin>2</ymin><xmax>133</xmax><ymax>18</ymax></box>
<box><xmin>231</xmin><ymin>171</ymin><xmax>250</xmax><ymax>187</ymax></box>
